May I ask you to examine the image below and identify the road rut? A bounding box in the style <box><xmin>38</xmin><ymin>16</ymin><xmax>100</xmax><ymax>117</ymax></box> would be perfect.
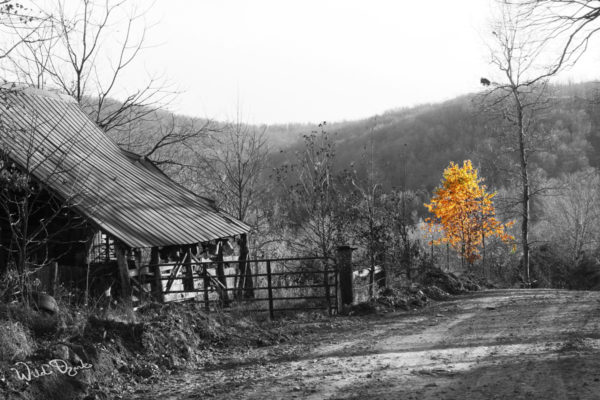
<box><xmin>130</xmin><ymin>289</ymin><xmax>600</xmax><ymax>400</ymax></box>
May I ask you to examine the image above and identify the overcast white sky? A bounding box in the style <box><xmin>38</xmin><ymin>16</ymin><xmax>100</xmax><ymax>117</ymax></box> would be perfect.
<box><xmin>125</xmin><ymin>0</ymin><xmax>600</xmax><ymax>125</ymax></box>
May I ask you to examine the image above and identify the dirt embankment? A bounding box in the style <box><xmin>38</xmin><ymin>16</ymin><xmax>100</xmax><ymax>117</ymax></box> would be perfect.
<box><xmin>128</xmin><ymin>289</ymin><xmax>600</xmax><ymax>400</ymax></box>
<box><xmin>0</xmin><ymin>301</ymin><xmax>288</xmax><ymax>400</ymax></box>
<box><xmin>1</xmin><ymin>269</ymin><xmax>459</xmax><ymax>400</ymax></box>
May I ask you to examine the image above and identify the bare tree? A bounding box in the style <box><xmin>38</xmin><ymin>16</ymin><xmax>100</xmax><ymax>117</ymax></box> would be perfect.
<box><xmin>482</xmin><ymin>3</ymin><xmax>557</xmax><ymax>284</ymax></box>
<box><xmin>346</xmin><ymin>120</ymin><xmax>388</xmax><ymax>295</ymax></box>
<box><xmin>3</xmin><ymin>0</ymin><xmax>172</xmax><ymax>135</ymax></box>
<box><xmin>508</xmin><ymin>0</ymin><xmax>600</xmax><ymax>75</ymax></box>
<box><xmin>195</xmin><ymin>114</ymin><xmax>269</xmax><ymax>299</ymax></box>
<box><xmin>0</xmin><ymin>1</ymin><xmax>50</xmax><ymax>60</ymax></box>
<box><xmin>348</xmin><ymin>177</ymin><xmax>386</xmax><ymax>295</ymax></box>
<box><xmin>116</xmin><ymin>112</ymin><xmax>220</xmax><ymax>177</ymax></box>
<box><xmin>275</xmin><ymin>123</ymin><xmax>344</xmax><ymax>259</ymax></box>
<box><xmin>539</xmin><ymin>169</ymin><xmax>600</xmax><ymax>263</ymax></box>
<box><xmin>383</xmin><ymin>189</ymin><xmax>420</xmax><ymax>279</ymax></box>
<box><xmin>1</xmin><ymin>1</ymin><xmax>219</xmax><ymax>180</ymax></box>
<box><xmin>196</xmin><ymin>119</ymin><xmax>269</xmax><ymax>223</ymax></box>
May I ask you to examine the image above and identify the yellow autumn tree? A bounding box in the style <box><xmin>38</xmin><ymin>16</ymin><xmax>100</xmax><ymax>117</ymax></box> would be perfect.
<box><xmin>424</xmin><ymin>160</ymin><xmax>514</xmax><ymax>266</ymax></box>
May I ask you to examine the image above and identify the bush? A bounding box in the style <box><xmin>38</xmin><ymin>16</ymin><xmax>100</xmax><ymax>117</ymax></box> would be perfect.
<box><xmin>529</xmin><ymin>245</ymin><xmax>570</xmax><ymax>288</ymax></box>
<box><xmin>0</xmin><ymin>269</ymin><xmax>20</xmax><ymax>302</ymax></box>
<box><xmin>0</xmin><ymin>320</ymin><xmax>34</xmax><ymax>361</ymax></box>
<box><xmin>422</xmin><ymin>285</ymin><xmax>450</xmax><ymax>300</ymax></box>
<box><xmin>568</xmin><ymin>253</ymin><xmax>600</xmax><ymax>290</ymax></box>
<box><xmin>0</xmin><ymin>303</ymin><xmax>59</xmax><ymax>337</ymax></box>
<box><xmin>419</xmin><ymin>269</ymin><xmax>467</xmax><ymax>295</ymax></box>
<box><xmin>528</xmin><ymin>245</ymin><xmax>600</xmax><ymax>289</ymax></box>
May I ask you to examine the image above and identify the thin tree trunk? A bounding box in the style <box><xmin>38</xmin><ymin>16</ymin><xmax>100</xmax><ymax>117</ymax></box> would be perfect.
<box><xmin>430</xmin><ymin>235</ymin><xmax>434</xmax><ymax>265</ymax></box>
<box><xmin>482</xmin><ymin>230</ymin><xmax>486</xmax><ymax>277</ymax></box>
<box><xmin>515</xmin><ymin>92</ymin><xmax>530</xmax><ymax>286</ymax></box>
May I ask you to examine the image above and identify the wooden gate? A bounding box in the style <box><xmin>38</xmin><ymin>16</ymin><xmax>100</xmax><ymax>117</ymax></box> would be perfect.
<box><xmin>153</xmin><ymin>257</ymin><xmax>338</xmax><ymax>318</ymax></box>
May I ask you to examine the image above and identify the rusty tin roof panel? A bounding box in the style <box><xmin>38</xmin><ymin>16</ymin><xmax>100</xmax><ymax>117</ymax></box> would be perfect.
<box><xmin>0</xmin><ymin>86</ymin><xmax>250</xmax><ymax>248</ymax></box>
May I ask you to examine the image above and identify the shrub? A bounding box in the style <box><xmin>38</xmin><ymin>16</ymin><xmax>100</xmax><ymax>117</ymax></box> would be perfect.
<box><xmin>529</xmin><ymin>244</ymin><xmax>570</xmax><ymax>288</ymax></box>
<box><xmin>1</xmin><ymin>303</ymin><xmax>59</xmax><ymax>338</ymax></box>
<box><xmin>568</xmin><ymin>253</ymin><xmax>600</xmax><ymax>290</ymax></box>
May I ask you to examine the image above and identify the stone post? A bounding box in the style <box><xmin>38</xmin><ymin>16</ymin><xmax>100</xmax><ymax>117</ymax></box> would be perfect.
<box><xmin>336</xmin><ymin>245</ymin><xmax>356</xmax><ymax>308</ymax></box>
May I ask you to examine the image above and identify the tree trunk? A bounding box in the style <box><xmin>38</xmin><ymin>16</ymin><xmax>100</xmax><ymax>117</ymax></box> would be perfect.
<box><xmin>401</xmin><ymin>225</ymin><xmax>411</xmax><ymax>280</ymax></box>
<box><xmin>405</xmin><ymin>248</ymin><xmax>411</xmax><ymax>280</ymax></box>
<box><xmin>430</xmin><ymin>236</ymin><xmax>434</xmax><ymax>265</ymax></box>
<box><xmin>515</xmin><ymin>92</ymin><xmax>531</xmax><ymax>286</ymax></box>
<box><xmin>482</xmin><ymin>230</ymin><xmax>486</xmax><ymax>278</ymax></box>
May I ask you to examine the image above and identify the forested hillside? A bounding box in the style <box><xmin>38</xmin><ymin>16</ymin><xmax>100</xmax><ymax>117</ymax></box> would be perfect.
<box><xmin>107</xmin><ymin>81</ymin><xmax>600</xmax><ymax>199</ymax></box>
<box><xmin>266</xmin><ymin>81</ymin><xmax>600</xmax><ymax>192</ymax></box>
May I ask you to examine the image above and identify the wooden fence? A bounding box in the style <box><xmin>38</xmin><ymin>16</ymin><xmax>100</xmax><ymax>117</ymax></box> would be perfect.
<box><xmin>151</xmin><ymin>257</ymin><xmax>338</xmax><ymax>318</ymax></box>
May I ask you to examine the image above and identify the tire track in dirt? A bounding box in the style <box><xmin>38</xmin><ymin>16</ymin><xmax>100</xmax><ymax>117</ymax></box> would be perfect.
<box><xmin>129</xmin><ymin>289</ymin><xmax>600</xmax><ymax>400</ymax></box>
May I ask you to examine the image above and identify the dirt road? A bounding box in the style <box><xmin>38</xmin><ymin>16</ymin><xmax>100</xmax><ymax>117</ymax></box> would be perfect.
<box><xmin>130</xmin><ymin>289</ymin><xmax>600</xmax><ymax>399</ymax></box>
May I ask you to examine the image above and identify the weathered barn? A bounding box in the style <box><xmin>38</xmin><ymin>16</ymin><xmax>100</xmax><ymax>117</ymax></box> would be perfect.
<box><xmin>0</xmin><ymin>84</ymin><xmax>251</xmax><ymax>301</ymax></box>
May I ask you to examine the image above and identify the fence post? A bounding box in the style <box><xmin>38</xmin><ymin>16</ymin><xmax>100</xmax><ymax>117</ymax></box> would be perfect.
<box><xmin>336</xmin><ymin>246</ymin><xmax>355</xmax><ymax>309</ymax></box>
<box><xmin>237</xmin><ymin>233</ymin><xmax>254</xmax><ymax>299</ymax></box>
<box><xmin>266</xmin><ymin>260</ymin><xmax>274</xmax><ymax>320</ymax></box>
<box><xmin>216</xmin><ymin>240</ymin><xmax>229</xmax><ymax>306</ymax></box>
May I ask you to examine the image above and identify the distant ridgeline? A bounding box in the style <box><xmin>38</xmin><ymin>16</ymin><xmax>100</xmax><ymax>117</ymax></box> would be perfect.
<box><xmin>266</xmin><ymin>81</ymin><xmax>600</xmax><ymax>193</ymax></box>
<box><xmin>110</xmin><ymin>81</ymin><xmax>600</xmax><ymax>194</ymax></box>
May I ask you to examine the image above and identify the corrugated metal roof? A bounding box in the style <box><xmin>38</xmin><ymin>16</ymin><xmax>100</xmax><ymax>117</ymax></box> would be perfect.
<box><xmin>0</xmin><ymin>85</ymin><xmax>251</xmax><ymax>248</ymax></box>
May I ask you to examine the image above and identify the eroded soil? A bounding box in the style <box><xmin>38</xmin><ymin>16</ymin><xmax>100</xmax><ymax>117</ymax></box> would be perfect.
<box><xmin>129</xmin><ymin>289</ymin><xmax>600</xmax><ymax>400</ymax></box>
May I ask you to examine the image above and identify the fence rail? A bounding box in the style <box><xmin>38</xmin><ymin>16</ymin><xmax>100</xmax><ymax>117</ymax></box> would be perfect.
<box><xmin>148</xmin><ymin>256</ymin><xmax>337</xmax><ymax>318</ymax></box>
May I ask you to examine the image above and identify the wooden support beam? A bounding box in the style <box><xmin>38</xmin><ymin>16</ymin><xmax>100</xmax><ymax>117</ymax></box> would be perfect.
<box><xmin>150</xmin><ymin>247</ymin><xmax>162</xmax><ymax>301</ymax></box>
<box><xmin>133</xmin><ymin>249</ymin><xmax>144</xmax><ymax>301</ymax></box>
<box><xmin>116</xmin><ymin>242</ymin><xmax>132</xmax><ymax>300</ymax></box>
<box><xmin>130</xmin><ymin>276</ymin><xmax>151</xmax><ymax>294</ymax></box>
<box><xmin>164</xmin><ymin>261</ymin><xmax>183</xmax><ymax>293</ymax></box>
<box><xmin>104</xmin><ymin>233</ymin><xmax>111</xmax><ymax>262</ymax></box>
<box><xmin>183</xmin><ymin>247</ymin><xmax>194</xmax><ymax>291</ymax></box>
<box><xmin>216</xmin><ymin>240</ymin><xmax>229</xmax><ymax>306</ymax></box>
<box><xmin>236</xmin><ymin>234</ymin><xmax>254</xmax><ymax>299</ymax></box>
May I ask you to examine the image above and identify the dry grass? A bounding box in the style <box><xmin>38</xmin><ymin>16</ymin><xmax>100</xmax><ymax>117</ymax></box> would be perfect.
<box><xmin>0</xmin><ymin>303</ymin><xmax>60</xmax><ymax>337</ymax></box>
<box><xmin>0</xmin><ymin>320</ymin><xmax>34</xmax><ymax>361</ymax></box>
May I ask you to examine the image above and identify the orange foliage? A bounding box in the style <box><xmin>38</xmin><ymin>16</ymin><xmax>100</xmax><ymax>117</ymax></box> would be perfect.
<box><xmin>424</xmin><ymin>160</ymin><xmax>515</xmax><ymax>264</ymax></box>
